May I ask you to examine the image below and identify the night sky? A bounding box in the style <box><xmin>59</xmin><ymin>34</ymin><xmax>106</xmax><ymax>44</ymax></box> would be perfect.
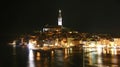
<box><xmin>1</xmin><ymin>0</ymin><xmax>120</xmax><ymax>35</ymax></box>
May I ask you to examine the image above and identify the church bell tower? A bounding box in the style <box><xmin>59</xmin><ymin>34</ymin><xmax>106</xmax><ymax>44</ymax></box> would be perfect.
<box><xmin>58</xmin><ymin>10</ymin><xmax>62</xmax><ymax>26</ymax></box>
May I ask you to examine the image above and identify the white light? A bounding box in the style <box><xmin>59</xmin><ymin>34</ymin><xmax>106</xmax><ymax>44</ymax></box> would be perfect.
<box><xmin>43</xmin><ymin>44</ymin><xmax>48</xmax><ymax>46</ymax></box>
<box><xmin>97</xmin><ymin>45</ymin><xmax>103</xmax><ymax>55</ymax></box>
<box><xmin>59</xmin><ymin>10</ymin><xmax>61</xmax><ymax>13</ymax></box>
<box><xmin>28</xmin><ymin>42</ymin><xmax>34</xmax><ymax>49</ymax></box>
<box><xmin>28</xmin><ymin>50</ymin><xmax>35</xmax><ymax>67</ymax></box>
<box><xmin>58</xmin><ymin>21</ymin><xmax>62</xmax><ymax>26</ymax></box>
<box><xmin>58</xmin><ymin>9</ymin><xmax>62</xmax><ymax>26</ymax></box>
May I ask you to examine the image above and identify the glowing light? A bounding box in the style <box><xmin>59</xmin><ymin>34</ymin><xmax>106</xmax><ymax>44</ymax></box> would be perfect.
<box><xmin>55</xmin><ymin>38</ymin><xmax>59</xmax><ymax>46</ymax></box>
<box><xmin>111</xmin><ymin>48</ymin><xmax>117</xmax><ymax>55</ymax></box>
<box><xmin>58</xmin><ymin>9</ymin><xmax>62</xmax><ymax>26</ymax></box>
<box><xmin>59</xmin><ymin>10</ymin><xmax>61</xmax><ymax>13</ymax></box>
<box><xmin>69</xmin><ymin>31</ymin><xmax>72</xmax><ymax>34</ymax></box>
<box><xmin>28</xmin><ymin>42</ymin><xmax>34</xmax><ymax>49</ymax></box>
<box><xmin>51</xmin><ymin>51</ymin><xmax>54</xmax><ymax>57</ymax></box>
<box><xmin>36</xmin><ymin>52</ymin><xmax>40</xmax><ymax>60</ymax></box>
<box><xmin>64</xmin><ymin>48</ymin><xmax>68</xmax><ymax>59</ymax></box>
<box><xmin>89</xmin><ymin>42</ymin><xmax>96</xmax><ymax>47</ymax></box>
<box><xmin>55</xmin><ymin>42</ymin><xmax>58</xmax><ymax>46</ymax></box>
<box><xmin>69</xmin><ymin>43</ymin><xmax>74</xmax><ymax>46</ymax></box>
<box><xmin>97</xmin><ymin>56</ymin><xmax>102</xmax><ymax>66</ymax></box>
<box><xmin>12</xmin><ymin>40</ymin><xmax>16</xmax><ymax>45</ymax></box>
<box><xmin>28</xmin><ymin>50</ymin><xmax>35</xmax><ymax>67</ymax></box>
<box><xmin>28</xmin><ymin>39</ymin><xmax>37</xmax><ymax>49</ymax></box>
<box><xmin>69</xmin><ymin>48</ymin><xmax>72</xmax><ymax>53</ymax></box>
<box><xmin>58</xmin><ymin>21</ymin><xmax>62</xmax><ymax>26</ymax></box>
<box><xmin>97</xmin><ymin>45</ymin><xmax>103</xmax><ymax>55</ymax></box>
<box><xmin>43</xmin><ymin>44</ymin><xmax>49</xmax><ymax>46</ymax></box>
<box><xmin>103</xmin><ymin>48</ymin><xmax>107</xmax><ymax>54</ymax></box>
<box><xmin>36</xmin><ymin>52</ymin><xmax>40</xmax><ymax>57</ymax></box>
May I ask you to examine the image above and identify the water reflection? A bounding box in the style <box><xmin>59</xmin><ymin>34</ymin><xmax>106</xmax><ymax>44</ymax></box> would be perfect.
<box><xmin>83</xmin><ymin>47</ymin><xmax>120</xmax><ymax>67</ymax></box>
<box><xmin>5</xmin><ymin>45</ymin><xmax>120</xmax><ymax>67</ymax></box>
<box><xmin>28</xmin><ymin>50</ymin><xmax>35</xmax><ymax>67</ymax></box>
<box><xmin>29</xmin><ymin>47</ymin><xmax>120</xmax><ymax>67</ymax></box>
<box><xmin>12</xmin><ymin>46</ymin><xmax>29</xmax><ymax>67</ymax></box>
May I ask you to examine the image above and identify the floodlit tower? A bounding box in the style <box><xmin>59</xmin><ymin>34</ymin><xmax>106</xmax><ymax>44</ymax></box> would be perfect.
<box><xmin>58</xmin><ymin>10</ymin><xmax>62</xmax><ymax>26</ymax></box>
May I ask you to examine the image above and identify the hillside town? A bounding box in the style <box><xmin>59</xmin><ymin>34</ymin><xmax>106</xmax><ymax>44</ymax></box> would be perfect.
<box><xmin>10</xmin><ymin>10</ymin><xmax>120</xmax><ymax>50</ymax></box>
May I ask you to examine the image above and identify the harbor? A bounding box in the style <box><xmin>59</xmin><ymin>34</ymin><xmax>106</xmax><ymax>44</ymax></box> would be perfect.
<box><xmin>1</xmin><ymin>39</ymin><xmax>120</xmax><ymax>67</ymax></box>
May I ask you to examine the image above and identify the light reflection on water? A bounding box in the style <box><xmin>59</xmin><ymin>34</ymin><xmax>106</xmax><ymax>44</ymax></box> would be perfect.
<box><xmin>25</xmin><ymin>47</ymin><xmax>120</xmax><ymax>67</ymax></box>
<box><xmin>28</xmin><ymin>50</ymin><xmax>35</xmax><ymax>67</ymax></box>
<box><xmin>84</xmin><ymin>47</ymin><xmax>120</xmax><ymax>67</ymax></box>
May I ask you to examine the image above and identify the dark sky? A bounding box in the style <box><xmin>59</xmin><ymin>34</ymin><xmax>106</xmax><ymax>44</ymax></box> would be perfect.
<box><xmin>1</xmin><ymin>0</ymin><xmax>120</xmax><ymax>35</ymax></box>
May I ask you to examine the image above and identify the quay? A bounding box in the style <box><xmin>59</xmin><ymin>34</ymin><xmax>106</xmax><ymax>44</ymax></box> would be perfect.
<box><xmin>31</xmin><ymin>46</ymin><xmax>83</xmax><ymax>58</ymax></box>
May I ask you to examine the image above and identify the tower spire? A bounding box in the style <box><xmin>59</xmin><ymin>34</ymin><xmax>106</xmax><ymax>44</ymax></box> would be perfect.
<box><xmin>58</xmin><ymin>9</ymin><xmax>62</xmax><ymax>26</ymax></box>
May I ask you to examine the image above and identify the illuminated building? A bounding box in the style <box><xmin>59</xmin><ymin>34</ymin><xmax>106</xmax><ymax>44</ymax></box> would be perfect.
<box><xmin>43</xmin><ymin>25</ymin><xmax>62</xmax><ymax>32</ymax></box>
<box><xmin>43</xmin><ymin>9</ymin><xmax>63</xmax><ymax>32</ymax></box>
<box><xmin>58</xmin><ymin>10</ymin><xmax>62</xmax><ymax>26</ymax></box>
